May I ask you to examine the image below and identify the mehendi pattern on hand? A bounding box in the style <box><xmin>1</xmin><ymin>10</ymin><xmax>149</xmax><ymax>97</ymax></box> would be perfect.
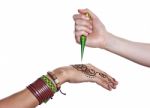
<box><xmin>71</xmin><ymin>64</ymin><xmax>108</xmax><ymax>79</ymax></box>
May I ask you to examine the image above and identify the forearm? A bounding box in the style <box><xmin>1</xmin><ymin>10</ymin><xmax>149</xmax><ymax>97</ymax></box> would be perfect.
<box><xmin>105</xmin><ymin>33</ymin><xmax>150</xmax><ymax>67</ymax></box>
<box><xmin>0</xmin><ymin>89</ymin><xmax>38</xmax><ymax>108</ymax></box>
<box><xmin>0</xmin><ymin>70</ymin><xmax>66</xmax><ymax>108</ymax></box>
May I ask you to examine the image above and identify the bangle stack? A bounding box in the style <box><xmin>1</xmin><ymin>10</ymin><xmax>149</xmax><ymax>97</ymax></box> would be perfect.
<box><xmin>27</xmin><ymin>74</ymin><xmax>59</xmax><ymax>104</ymax></box>
<box><xmin>47</xmin><ymin>72</ymin><xmax>61</xmax><ymax>91</ymax></box>
<box><xmin>47</xmin><ymin>72</ymin><xmax>66</xmax><ymax>95</ymax></box>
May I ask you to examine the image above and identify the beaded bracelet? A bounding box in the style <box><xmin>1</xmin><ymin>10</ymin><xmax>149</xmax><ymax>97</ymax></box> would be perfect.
<box><xmin>40</xmin><ymin>75</ymin><xmax>57</xmax><ymax>93</ymax></box>
<box><xmin>45</xmin><ymin>75</ymin><xmax>57</xmax><ymax>89</ymax></box>
<box><xmin>47</xmin><ymin>72</ymin><xmax>61</xmax><ymax>91</ymax></box>
<box><xmin>47</xmin><ymin>72</ymin><xmax>66</xmax><ymax>95</ymax></box>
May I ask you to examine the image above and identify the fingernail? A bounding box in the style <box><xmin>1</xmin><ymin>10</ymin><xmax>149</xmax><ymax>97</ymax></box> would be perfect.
<box><xmin>108</xmin><ymin>85</ymin><xmax>111</xmax><ymax>91</ymax></box>
<box><xmin>113</xmin><ymin>78</ymin><xmax>116</xmax><ymax>81</ymax></box>
<box><xmin>112</xmin><ymin>83</ymin><xmax>116</xmax><ymax>89</ymax></box>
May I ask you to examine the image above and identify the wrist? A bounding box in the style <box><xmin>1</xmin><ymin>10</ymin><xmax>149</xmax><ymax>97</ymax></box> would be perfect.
<box><xmin>103</xmin><ymin>32</ymin><xmax>115</xmax><ymax>50</ymax></box>
<box><xmin>51</xmin><ymin>68</ymin><xmax>68</xmax><ymax>86</ymax></box>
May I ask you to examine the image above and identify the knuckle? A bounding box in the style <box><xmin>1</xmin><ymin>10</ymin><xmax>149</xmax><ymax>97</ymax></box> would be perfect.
<box><xmin>75</xmin><ymin>25</ymin><xmax>79</xmax><ymax>31</ymax></box>
<box><xmin>75</xmin><ymin>36</ymin><xmax>80</xmax><ymax>43</ymax></box>
<box><xmin>73</xmin><ymin>14</ymin><xmax>78</xmax><ymax>19</ymax></box>
<box><xmin>75</xmin><ymin>20</ymin><xmax>79</xmax><ymax>25</ymax></box>
<box><xmin>80</xmin><ymin>14</ymin><xmax>85</xmax><ymax>19</ymax></box>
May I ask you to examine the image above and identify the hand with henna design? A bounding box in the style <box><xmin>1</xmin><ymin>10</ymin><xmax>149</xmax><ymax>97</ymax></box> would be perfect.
<box><xmin>0</xmin><ymin>64</ymin><xmax>118</xmax><ymax>108</ymax></box>
<box><xmin>53</xmin><ymin>64</ymin><xmax>118</xmax><ymax>91</ymax></box>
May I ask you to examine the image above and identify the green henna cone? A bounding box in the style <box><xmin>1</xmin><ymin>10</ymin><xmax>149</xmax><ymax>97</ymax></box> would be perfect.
<box><xmin>80</xmin><ymin>35</ymin><xmax>86</xmax><ymax>61</ymax></box>
<box><xmin>80</xmin><ymin>13</ymin><xmax>91</xmax><ymax>61</ymax></box>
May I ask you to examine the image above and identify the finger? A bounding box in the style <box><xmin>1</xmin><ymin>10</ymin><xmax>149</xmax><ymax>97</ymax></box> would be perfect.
<box><xmin>86</xmin><ymin>64</ymin><xmax>117</xmax><ymax>89</ymax></box>
<box><xmin>108</xmin><ymin>82</ymin><xmax>116</xmax><ymax>89</ymax></box>
<box><xmin>96</xmin><ymin>75</ymin><xmax>114</xmax><ymax>90</ymax></box>
<box><xmin>78</xmin><ymin>9</ymin><xmax>87</xmax><ymax>14</ymax></box>
<box><xmin>75</xmin><ymin>31</ymin><xmax>88</xmax><ymax>43</ymax></box>
<box><xmin>107</xmin><ymin>77</ymin><xmax>118</xmax><ymax>89</ymax></box>
<box><xmin>78</xmin><ymin>8</ymin><xmax>98</xmax><ymax>19</ymax></box>
<box><xmin>112</xmin><ymin>84</ymin><xmax>117</xmax><ymax>89</ymax></box>
<box><xmin>74</xmin><ymin>35</ymin><xmax>80</xmax><ymax>43</ymax></box>
<box><xmin>106</xmin><ymin>76</ymin><xmax>118</xmax><ymax>86</ymax></box>
<box><xmin>87</xmin><ymin>64</ymin><xmax>118</xmax><ymax>85</ymax></box>
<box><xmin>75</xmin><ymin>25</ymin><xmax>92</xmax><ymax>34</ymax></box>
<box><xmin>75</xmin><ymin>19</ymin><xmax>92</xmax><ymax>29</ymax></box>
<box><xmin>112</xmin><ymin>78</ymin><xmax>118</xmax><ymax>85</ymax></box>
<box><xmin>73</xmin><ymin>14</ymin><xmax>90</xmax><ymax>21</ymax></box>
<box><xmin>99</xmin><ymin>75</ymin><xmax>118</xmax><ymax>89</ymax></box>
<box><xmin>97</xmin><ymin>81</ymin><xmax>112</xmax><ymax>91</ymax></box>
<box><xmin>75</xmin><ymin>31</ymin><xmax>88</xmax><ymax>37</ymax></box>
<box><xmin>94</xmin><ymin>77</ymin><xmax>112</xmax><ymax>91</ymax></box>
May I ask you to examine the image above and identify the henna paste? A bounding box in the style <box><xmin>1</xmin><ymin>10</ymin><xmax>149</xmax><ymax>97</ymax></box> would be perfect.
<box><xmin>71</xmin><ymin>64</ymin><xmax>113</xmax><ymax>83</ymax></box>
<box><xmin>71</xmin><ymin>64</ymin><xmax>96</xmax><ymax>78</ymax></box>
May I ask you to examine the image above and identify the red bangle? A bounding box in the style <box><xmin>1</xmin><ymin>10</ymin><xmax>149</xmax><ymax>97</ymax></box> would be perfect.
<box><xmin>27</xmin><ymin>78</ymin><xmax>54</xmax><ymax>104</ymax></box>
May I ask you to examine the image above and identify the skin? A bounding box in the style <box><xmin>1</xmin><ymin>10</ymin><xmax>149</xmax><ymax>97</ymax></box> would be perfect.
<box><xmin>73</xmin><ymin>9</ymin><xmax>150</xmax><ymax>67</ymax></box>
<box><xmin>0</xmin><ymin>64</ymin><xmax>118</xmax><ymax>108</ymax></box>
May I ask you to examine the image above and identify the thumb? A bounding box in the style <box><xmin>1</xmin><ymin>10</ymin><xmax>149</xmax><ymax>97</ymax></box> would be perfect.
<box><xmin>78</xmin><ymin>9</ymin><xmax>87</xmax><ymax>14</ymax></box>
<box><xmin>78</xmin><ymin>8</ymin><xmax>97</xmax><ymax>19</ymax></box>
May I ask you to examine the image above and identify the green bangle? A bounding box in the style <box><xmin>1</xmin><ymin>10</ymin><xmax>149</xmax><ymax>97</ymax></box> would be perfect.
<box><xmin>41</xmin><ymin>75</ymin><xmax>57</xmax><ymax>93</ymax></box>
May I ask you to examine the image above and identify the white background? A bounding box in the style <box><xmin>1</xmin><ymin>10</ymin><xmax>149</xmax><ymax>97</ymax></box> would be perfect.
<box><xmin>0</xmin><ymin>0</ymin><xmax>150</xmax><ymax>108</ymax></box>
